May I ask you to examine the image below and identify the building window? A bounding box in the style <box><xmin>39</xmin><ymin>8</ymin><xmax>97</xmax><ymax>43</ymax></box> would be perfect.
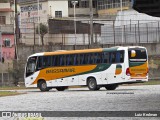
<box><xmin>98</xmin><ymin>0</ymin><xmax>130</xmax><ymax>10</ymax></box>
<box><xmin>55</xmin><ymin>11</ymin><xmax>62</xmax><ymax>18</ymax></box>
<box><xmin>4</xmin><ymin>38</ymin><xmax>11</xmax><ymax>47</ymax></box>
<box><xmin>81</xmin><ymin>1</ymin><xmax>89</xmax><ymax>8</ymax></box>
<box><xmin>0</xmin><ymin>16</ymin><xmax>6</xmax><ymax>24</ymax></box>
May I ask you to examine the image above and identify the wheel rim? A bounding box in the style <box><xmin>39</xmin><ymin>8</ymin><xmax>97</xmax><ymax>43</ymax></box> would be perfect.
<box><xmin>89</xmin><ymin>80</ymin><xmax>95</xmax><ymax>88</ymax></box>
<box><xmin>41</xmin><ymin>82</ymin><xmax>47</xmax><ymax>89</ymax></box>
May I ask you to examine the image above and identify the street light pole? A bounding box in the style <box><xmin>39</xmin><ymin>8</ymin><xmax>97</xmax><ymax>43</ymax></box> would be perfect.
<box><xmin>71</xmin><ymin>1</ymin><xmax>78</xmax><ymax>47</ymax></box>
<box><xmin>120</xmin><ymin>0</ymin><xmax>124</xmax><ymax>44</ymax></box>
<box><xmin>89</xmin><ymin>0</ymin><xmax>93</xmax><ymax>45</ymax></box>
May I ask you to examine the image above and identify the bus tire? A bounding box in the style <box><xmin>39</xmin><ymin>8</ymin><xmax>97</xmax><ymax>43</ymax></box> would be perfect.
<box><xmin>87</xmin><ymin>77</ymin><xmax>99</xmax><ymax>91</ymax></box>
<box><xmin>105</xmin><ymin>84</ymin><xmax>118</xmax><ymax>90</ymax></box>
<box><xmin>56</xmin><ymin>87</ymin><xmax>68</xmax><ymax>91</ymax></box>
<box><xmin>38</xmin><ymin>80</ymin><xmax>50</xmax><ymax>92</ymax></box>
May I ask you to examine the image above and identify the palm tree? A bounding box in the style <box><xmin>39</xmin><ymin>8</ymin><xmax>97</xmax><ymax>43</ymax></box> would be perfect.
<box><xmin>36</xmin><ymin>23</ymin><xmax>48</xmax><ymax>45</ymax></box>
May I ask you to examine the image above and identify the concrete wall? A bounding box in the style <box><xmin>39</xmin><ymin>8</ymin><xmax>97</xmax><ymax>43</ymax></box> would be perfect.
<box><xmin>20</xmin><ymin>33</ymin><xmax>101</xmax><ymax>45</ymax></box>
<box><xmin>68</xmin><ymin>8</ymin><xmax>97</xmax><ymax>16</ymax></box>
<box><xmin>0</xmin><ymin>24</ymin><xmax>14</xmax><ymax>33</ymax></box>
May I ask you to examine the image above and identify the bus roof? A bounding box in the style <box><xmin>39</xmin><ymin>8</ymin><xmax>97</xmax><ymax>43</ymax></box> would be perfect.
<box><xmin>44</xmin><ymin>48</ymin><xmax>103</xmax><ymax>56</ymax></box>
<box><xmin>28</xmin><ymin>46</ymin><xmax>146</xmax><ymax>58</ymax></box>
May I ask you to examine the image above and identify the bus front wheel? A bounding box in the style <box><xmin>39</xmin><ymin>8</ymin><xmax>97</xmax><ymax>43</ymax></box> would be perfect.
<box><xmin>105</xmin><ymin>84</ymin><xmax>118</xmax><ymax>90</ymax></box>
<box><xmin>87</xmin><ymin>77</ymin><xmax>100</xmax><ymax>91</ymax></box>
<box><xmin>38</xmin><ymin>80</ymin><xmax>50</xmax><ymax>92</ymax></box>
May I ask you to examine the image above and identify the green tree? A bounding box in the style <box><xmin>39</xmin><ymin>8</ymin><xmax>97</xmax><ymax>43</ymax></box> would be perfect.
<box><xmin>36</xmin><ymin>23</ymin><xmax>48</xmax><ymax>45</ymax></box>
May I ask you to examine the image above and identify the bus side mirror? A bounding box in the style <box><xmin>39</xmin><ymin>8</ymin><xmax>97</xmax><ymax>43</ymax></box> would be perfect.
<box><xmin>131</xmin><ymin>50</ymin><xmax>136</xmax><ymax>57</ymax></box>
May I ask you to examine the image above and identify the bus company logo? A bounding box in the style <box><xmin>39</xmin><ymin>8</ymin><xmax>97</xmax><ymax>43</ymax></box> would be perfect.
<box><xmin>46</xmin><ymin>68</ymin><xmax>75</xmax><ymax>74</ymax></box>
<box><xmin>2</xmin><ymin>112</ymin><xmax>12</xmax><ymax>119</ymax></box>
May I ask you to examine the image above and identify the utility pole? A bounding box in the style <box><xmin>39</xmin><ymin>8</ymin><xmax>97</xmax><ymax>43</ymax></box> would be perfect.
<box><xmin>15</xmin><ymin>0</ymin><xmax>19</xmax><ymax>60</ymax></box>
<box><xmin>89</xmin><ymin>0</ymin><xmax>94</xmax><ymax>45</ymax></box>
<box><xmin>33</xmin><ymin>22</ymin><xmax>35</xmax><ymax>52</ymax></box>
<box><xmin>0</xmin><ymin>31</ymin><xmax>3</xmax><ymax>86</ymax></box>
<box><xmin>14</xmin><ymin>0</ymin><xmax>20</xmax><ymax>86</ymax></box>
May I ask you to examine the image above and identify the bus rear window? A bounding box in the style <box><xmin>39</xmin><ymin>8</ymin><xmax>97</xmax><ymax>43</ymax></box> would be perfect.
<box><xmin>128</xmin><ymin>48</ymin><xmax>147</xmax><ymax>62</ymax></box>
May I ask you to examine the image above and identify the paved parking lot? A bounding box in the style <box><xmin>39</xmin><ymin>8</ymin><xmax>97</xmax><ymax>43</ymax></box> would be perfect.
<box><xmin>0</xmin><ymin>85</ymin><xmax>160</xmax><ymax>119</ymax></box>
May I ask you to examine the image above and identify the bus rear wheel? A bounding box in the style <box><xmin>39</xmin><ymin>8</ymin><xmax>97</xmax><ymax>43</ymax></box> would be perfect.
<box><xmin>38</xmin><ymin>80</ymin><xmax>50</xmax><ymax>92</ymax></box>
<box><xmin>105</xmin><ymin>84</ymin><xmax>118</xmax><ymax>90</ymax></box>
<box><xmin>87</xmin><ymin>78</ymin><xmax>99</xmax><ymax>91</ymax></box>
<box><xmin>56</xmin><ymin>87</ymin><xmax>68</xmax><ymax>91</ymax></box>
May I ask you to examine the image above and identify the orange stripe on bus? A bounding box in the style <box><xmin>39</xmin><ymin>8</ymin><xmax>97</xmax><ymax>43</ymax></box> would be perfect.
<box><xmin>32</xmin><ymin>65</ymin><xmax>97</xmax><ymax>84</ymax></box>
<box><xmin>44</xmin><ymin>48</ymin><xmax>103</xmax><ymax>56</ymax></box>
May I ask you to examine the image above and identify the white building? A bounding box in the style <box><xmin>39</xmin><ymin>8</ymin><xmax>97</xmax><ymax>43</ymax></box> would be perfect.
<box><xmin>19</xmin><ymin>0</ymin><xmax>69</xmax><ymax>45</ymax></box>
<box><xmin>18</xmin><ymin>0</ymin><xmax>101</xmax><ymax>45</ymax></box>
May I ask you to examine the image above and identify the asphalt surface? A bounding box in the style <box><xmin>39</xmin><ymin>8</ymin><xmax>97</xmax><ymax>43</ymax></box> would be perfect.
<box><xmin>0</xmin><ymin>85</ymin><xmax>160</xmax><ymax>120</ymax></box>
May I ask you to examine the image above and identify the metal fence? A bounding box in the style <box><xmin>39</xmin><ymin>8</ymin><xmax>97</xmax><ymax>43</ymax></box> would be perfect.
<box><xmin>101</xmin><ymin>20</ymin><xmax>160</xmax><ymax>44</ymax></box>
<box><xmin>19</xmin><ymin>20</ymin><xmax>160</xmax><ymax>45</ymax></box>
<box><xmin>0</xmin><ymin>72</ymin><xmax>14</xmax><ymax>86</ymax></box>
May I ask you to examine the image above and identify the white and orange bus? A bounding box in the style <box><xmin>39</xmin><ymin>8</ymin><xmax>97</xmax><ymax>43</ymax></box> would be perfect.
<box><xmin>24</xmin><ymin>46</ymin><xmax>148</xmax><ymax>91</ymax></box>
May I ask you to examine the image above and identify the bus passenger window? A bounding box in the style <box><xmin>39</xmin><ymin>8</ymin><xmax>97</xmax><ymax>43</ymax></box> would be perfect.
<box><xmin>116</xmin><ymin>52</ymin><xmax>121</xmax><ymax>63</ymax></box>
<box><xmin>94</xmin><ymin>53</ymin><xmax>101</xmax><ymax>64</ymax></box>
<box><xmin>37</xmin><ymin>56</ymin><xmax>43</xmax><ymax>69</ymax></box>
<box><xmin>120</xmin><ymin>51</ymin><xmax>124</xmax><ymax>63</ymax></box>
<box><xmin>87</xmin><ymin>54</ymin><xmax>91</xmax><ymax>64</ymax></box>
<box><xmin>110</xmin><ymin>52</ymin><xmax>116</xmax><ymax>63</ymax></box>
<box><xmin>94</xmin><ymin>53</ymin><xmax>98</xmax><ymax>63</ymax></box>
<box><xmin>52</xmin><ymin>56</ymin><xmax>58</xmax><ymax>66</ymax></box>
<box><xmin>80</xmin><ymin>54</ymin><xmax>84</xmax><ymax>65</ymax></box>
<box><xmin>69</xmin><ymin>54</ymin><xmax>75</xmax><ymax>66</ymax></box>
<box><xmin>84</xmin><ymin>54</ymin><xmax>88</xmax><ymax>64</ymax></box>
<box><xmin>43</xmin><ymin>56</ymin><xmax>52</xmax><ymax>67</ymax></box>
<box><xmin>52</xmin><ymin>56</ymin><xmax>55</xmax><ymax>66</ymax></box>
<box><xmin>73</xmin><ymin>54</ymin><xmax>77</xmax><ymax>65</ymax></box>
<box><xmin>54</xmin><ymin>56</ymin><xmax>60</xmax><ymax>66</ymax></box>
<box><xmin>103</xmin><ymin>52</ymin><xmax>109</xmax><ymax>63</ymax></box>
<box><xmin>90</xmin><ymin>53</ymin><xmax>94</xmax><ymax>64</ymax></box>
<box><xmin>66</xmin><ymin>55</ymin><xmax>70</xmax><ymax>65</ymax></box>
<box><xmin>115</xmin><ymin>51</ymin><xmax>124</xmax><ymax>63</ymax></box>
<box><xmin>59</xmin><ymin>55</ymin><xmax>66</xmax><ymax>66</ymax></box>
<box><xmin>76</xmin><ymin>54</ymin><xmax>80</xmax><ymax>65</ymax></box>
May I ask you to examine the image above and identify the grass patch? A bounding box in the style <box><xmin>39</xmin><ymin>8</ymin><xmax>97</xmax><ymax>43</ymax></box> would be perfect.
<box><xmin>136</xmin><ymin>80</ymin><xmax>160</xmax><ymax>85</ymax></box>
<box><xmin>0</xmin><ymin>86</ymin><xmax>27</xmax><ymax>90</ymax></box>
<box><xmin>0</xmin><ymin>86</ymin><xmax>38</xmax><ymax>90</ymax></box>
<box><xmin>123</xmin><ymin>80</ymin><xmax>160</xmax><ymax>86</ymax></box>
<box><xmin>0</xmin><ymin>91</ymin><xmax>22</xmax><ymax>97</ymax></box>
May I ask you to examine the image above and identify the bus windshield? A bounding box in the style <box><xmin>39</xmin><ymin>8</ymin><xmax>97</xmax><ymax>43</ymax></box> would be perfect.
<box><xmin>26</xmin><ymin>56</ymin><xmax>37</xmax><ymax>77</ymax></box>
<box><xmin>128</xmin><ymin>48</ymin><xmax>147</xmax><ymax>62</ymax></box>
